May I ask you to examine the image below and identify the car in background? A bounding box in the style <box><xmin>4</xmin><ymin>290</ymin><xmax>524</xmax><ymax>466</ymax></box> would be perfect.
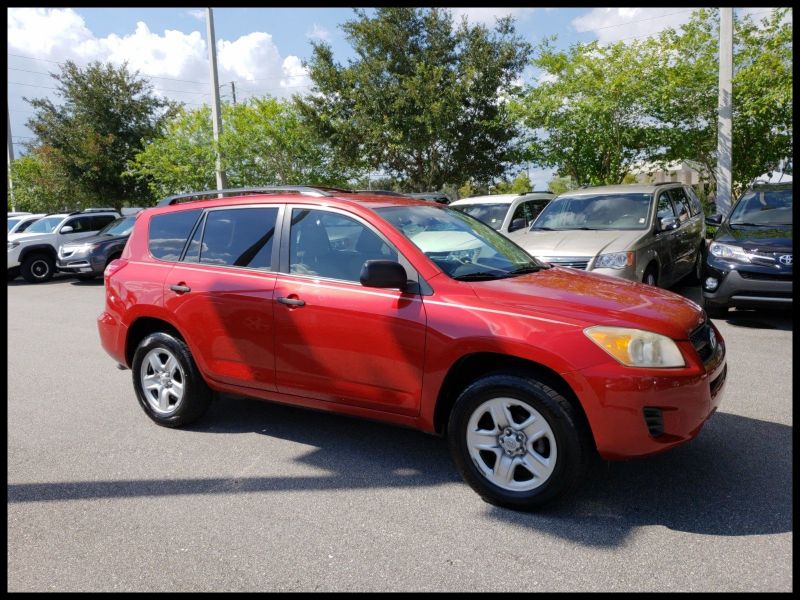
<box><xmin>8</xmin><ymin>213</ymin><xmax>46</xmax><ymax>237</ymax></box>
<box><xmin>703</xmin><ymin>182</ymin><xmax>792</xmax><ymax>317</ymax></box>
<box><xmin>450</xmin><ymin>192</ymin><xmax>554</xmax><ymax>236</ymax></box>
<box><xmin>507</xmin><ymin>183</ymin><xmax>705</xmax><ymax>288</ymax></box>
<box><xmin>8</xmin><ymin>211</ymin><xmax>31</xmax><ymax>217</ymax></box>
<box><xmin>57</xmin><ymin>214</ymin><xmax>137</xmax><ymax>280</ymax></box>
<box><xmin>98</xmin><ymin>186</ymin><xmax>725</xmax><ymax>511</ymax></box>
<box><xmin>8</xmin><ymin>209</ymin><xmax>120</xmax><ymax>283</ymax></box>
<box><xmin>409</xmin><ymin>192</ymin><xmax>451</xmax><ymax>205</ymax></box>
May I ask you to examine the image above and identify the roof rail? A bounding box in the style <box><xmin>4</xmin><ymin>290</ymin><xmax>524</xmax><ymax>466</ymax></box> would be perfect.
<box><xmin>81</xmin><ymin>207</ymin><xmax>118</xmax><ymax>213</ymax></box>
<box><xmin>157</xmin><ymin>186</ymin><xmax>338</xmax><ymax>207</ymax></box>
<box><xmin>653</xmin><ymin>181</ymin><xmax>678</xmax><ymax>186</ymax></box>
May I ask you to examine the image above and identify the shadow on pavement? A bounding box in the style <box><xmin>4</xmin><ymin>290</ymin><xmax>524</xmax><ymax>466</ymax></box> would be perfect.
<box><xmin>9</xmin><ymin>396</ymin><xmax>792</xmax><ymax>545</ymax></box>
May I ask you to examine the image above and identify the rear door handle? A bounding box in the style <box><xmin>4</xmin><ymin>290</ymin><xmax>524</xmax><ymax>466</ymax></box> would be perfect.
<box><xmin>277</xmin><ymin>296</ymin><xmax>305</xmax><ymax>307</ymax></box>
<box><xmin>169</xmin><ymin>284</ymin><xmax>191</xmax><ymax>294</ymax></box>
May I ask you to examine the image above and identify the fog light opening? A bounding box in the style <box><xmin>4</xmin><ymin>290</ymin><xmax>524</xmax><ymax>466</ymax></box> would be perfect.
<box><xmin>704</xmin><ymin>277</ymin><xmax>718</xmax><ymax>291</ymax></box>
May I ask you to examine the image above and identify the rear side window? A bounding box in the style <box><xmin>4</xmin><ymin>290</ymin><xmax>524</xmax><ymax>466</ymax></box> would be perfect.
<box><xmin>63</xmin><ymin>215</ymin><xmax>95</xmax><ymax>233</ymax></box>
<box><xmin>90</xmin><ymin>215</ymin><xmax>117</xmax><ymax>230</ymax></box>
<box><xmin>149</xmin><ymin>209</ymin><xmax>202</xmax><ymax>261</ymax></box>
<box><xmin>199</xmin><ymin>207</ymin><xmax>279</xmax><ymax>269</ymax></box>
<box><xmin>668</xmin><ymin>188</ymin><xmax>692</xmax><ymax>223</ymax></box>
<box><xmin>684</xmin><ymin>187</ymin><xmax>703</xmax><ymax>216</ymax></box>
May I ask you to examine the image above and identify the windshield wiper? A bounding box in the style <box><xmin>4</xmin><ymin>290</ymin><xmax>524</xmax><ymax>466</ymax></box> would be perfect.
<box><xmin>531</xmin><ymin>226</ymin><xmax>554</xmax><ymax>231</ymax></box>
<box><xmin>505</xmin><ymin>265</ymin><xmax>545</xmax><ymax>276</ymax></box>
<box><xmin>453</xmin><ymin>272</ymin><xmax>507</xmax><ymax>281</ymax></box>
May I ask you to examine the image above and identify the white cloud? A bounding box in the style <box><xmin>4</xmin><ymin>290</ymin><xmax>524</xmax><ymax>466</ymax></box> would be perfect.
<box><xmin>187</xmin><ymin>9</ymin><xmax>205</xmax><ymax>22</ymax></box>
<box><xmin>306</xmin><ymin>23</ymin><xmax>331</xmax><ymax>42</ymax></box>
<box><xmin>572</xmin><ymin>8</ymin><xmax>696</xmax><ymax>44</ymax></box>
<box><xmin>449</xmin><ymin>7</ymin><xmax>536</xmax><ymax>26</ymax></box>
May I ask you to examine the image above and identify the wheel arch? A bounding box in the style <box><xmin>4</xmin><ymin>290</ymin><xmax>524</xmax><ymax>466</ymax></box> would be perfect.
<box><xmin>19</xmin><ymin>244</ymin><xmax>58</xmax><ymax>263</ymax></box>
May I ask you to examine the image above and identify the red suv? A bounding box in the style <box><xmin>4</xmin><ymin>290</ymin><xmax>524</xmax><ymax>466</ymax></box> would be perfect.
<box><xmin>98</xmin><ymin>186</ymin><xmax>727</xmax><ymax>510</ymax></box>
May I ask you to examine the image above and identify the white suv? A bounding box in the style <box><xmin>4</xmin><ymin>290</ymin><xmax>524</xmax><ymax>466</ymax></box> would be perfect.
<box><xmin>450</xmin><ymin>192</ymin><xmax>554</xmax><ymax>236</ymax></box>
<box><xmin>7</xmin><ymin>213</ymin><xmax>46</xmax><ymax>236</ymax></box>
<box><xmin>8</xmin><ymin>210</ymin><xmax>120</xmax><ymax>283</ymax></box>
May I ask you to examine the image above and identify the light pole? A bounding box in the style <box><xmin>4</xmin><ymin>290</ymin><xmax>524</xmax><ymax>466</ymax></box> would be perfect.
<box><xmin>206</xmin><ymin>7</ymin><xmax>228</xmax><ymax>193</ymax></box>
<box><xmin>716</xmin><ymin>7</ymin><xmax>733</xmax><ymax>217</ymax></box>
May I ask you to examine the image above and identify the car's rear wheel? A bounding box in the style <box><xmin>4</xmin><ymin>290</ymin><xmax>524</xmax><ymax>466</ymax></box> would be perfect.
<box><xmin>21</xmin><ymin>253</ymin><xmax>55</xmax><ymax>283</ymax></box>
<box><xmin>643</xmin><ymin>264</ymin><xmax>658</xmax><ymax>287</ymax></box>
<box><xmin>132</xmin><ymin>332</ymin><xmax>212</xmax><ymax>427</ymax></box>
<box><xmin>704</xmin><ymin>302</ymin><xmax>729</xmax><ymax>319</ymax></box>
<box><xmin>447</xmin><ymin>373</ymin><xmax>591</xmax><ymax>511</ymax></box>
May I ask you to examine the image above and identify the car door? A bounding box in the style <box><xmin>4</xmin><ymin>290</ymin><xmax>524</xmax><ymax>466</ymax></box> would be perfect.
<box><xmin>164</xmin><ymin>205</ymin><xmax>282</xmax><ymax>392</ymax></box>
<box><xmin>667</xmin><ymin>187</ymin><xmax>700</xmax><ymax>278</ymax></box>
<box><xmin>59</xmin><ymin>215</ymin><xmax>97</xmax><ymax>245</ymax></box>
<box><xmin>651</xmin><ymin>190</ymin><xmax>682</xmax><ymax>285</ymax></box>
<box><xmin>272</xmin><ymin>206</ymin><xmax>427</xmax><ymax>417</ymax></box>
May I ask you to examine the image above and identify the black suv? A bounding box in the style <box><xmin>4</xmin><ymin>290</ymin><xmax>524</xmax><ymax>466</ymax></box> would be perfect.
<box><xmin>57</xmin><ymin>215</ymin><xmax>137</xmax><ymax>280</ymax></box>
<box><xmin>703</xmin><ymin>182</ymin><xmax>792</xmax><ymax>317</ymax></box>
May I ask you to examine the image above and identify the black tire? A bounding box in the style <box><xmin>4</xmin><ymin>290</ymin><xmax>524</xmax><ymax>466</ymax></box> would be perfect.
<box><xmin>447</xmin><ymin>372</ymin><xmax>592</xmax><ymax>511</ymax></box>
<box><xmin>684</xmin><ymin>245</ymin><xmax>704</xmax><ymax>284</ymax></box>
<box><xmin>7</xmin><ymin>267</ymin><xmax>20</xmax><ymax>281</ymax></box>
<box><xmin>642</xmin><ymin>264</ymin><xmax>658</xmax><ymax>287</ymax></box>
<box><xmin>21</xmin><ymin>253</ymin><xmax>55</xmax><ymax>284</ymax></box>
<box><xmin>76</xmin><ymin>273</ymin><xmax>98</xmax><ymax>281</ymax></box>
<box><xmin>131</xmin><ymin>332</ymin><xmax>212</xmax><ymax>427</ymax></box>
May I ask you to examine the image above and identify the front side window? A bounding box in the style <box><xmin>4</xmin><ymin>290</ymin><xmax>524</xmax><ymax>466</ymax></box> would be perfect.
<box><xmin>289</xmin><ymin>208</ymin><xmax>397</xmax><ymax>282</ymax></box>
<box><xmin>25</xmin><ymin>216</ymin><xmax>65</xmax><ymax>234</ymax></box>
<box><xmin>91</xmin><ymin>215</ymin><xmax>117</xmax><ymax>230</ymax></box>
<box><xmin>451</xmin><ymin>204</ymin><xmax>509</xmax><ymax>230</ymax></box>
<box><xmin>149</xmin><ymin>209</ymin><xmax>202</xmax><ymax>261</ymax></box>
<box><xmin>656</xmin><ymin>193</ymin><xmax>677</xmax><ymax>220</ymax></box>
<box><xmin>63</xmin><ymin>216</ymin><xmax>94</xmax><ymax>233</ymax></box>
<box><xmin>729</xmin><ymin>187</ymin><xmax>793</xmax><ymax>226</ymax></box>
<box><xmin>98</xmin><ymin>216</ymin><xmax>136</xmax><ymax>237</ymax></box>
<box><xmin>532</xmin><ymin>193</ymin><xmax>652</xmax><ymax>231</ymax></box>
<box><xmin>198</xmin><ymin>207</ymin><xmax>278</xmax><ymax>269</ymax></box>
<box><xmin>377</xmin><ymin>205</ymin><xmax>543</xmax><ymax>281</ymax></box>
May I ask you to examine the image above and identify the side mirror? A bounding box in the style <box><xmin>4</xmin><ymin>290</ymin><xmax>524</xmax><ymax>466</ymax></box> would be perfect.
<box><xmin>706</xmin><ymin>214</ymin><xmax>723</xmax><ymax>226</ymax></box>
<box><xmin>658</xmin><ymin>216</ymin><xmax>680</xmax><ymax>232</ymax></box>
<box><xmin>360</xmin><ymin>260</ymin><xmax>408</xmax><ymax>290</ymax></box>
<box><xmin>508</xmin><ymin>218</ymin><xmax>526</xmax><ymax>232</ymax></box>
<box><xmin>60</xmin><ymin>225</ymin><xmax>74</xmax><ymax>234</ymax></box>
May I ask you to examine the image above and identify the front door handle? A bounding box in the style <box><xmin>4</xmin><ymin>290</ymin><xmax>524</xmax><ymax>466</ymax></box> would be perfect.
<box><xmin>277</xmin><ymin>296</ymin><xmax>305</xmax><ymax>307</ymax></box>
<box><xmin>169</xmin><ymin>284</ymin><xmax>191</xmax><ymax>294</ymax></box>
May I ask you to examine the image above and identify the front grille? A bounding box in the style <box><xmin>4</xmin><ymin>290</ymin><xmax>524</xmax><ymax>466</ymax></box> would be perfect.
<box><xmin>542</xmin><ymin>257</ymin><xmax>590</xmax><ymax>270</ymax></box>
<box><xmin>643</xmin><ymin>407</ymin><xmax>664</xmax><ymax>437</ymax></box>
<box><xmin>689</xmin><ymin>320</ymin><xmax>715</xmax><ymax>364</ymax></box>
<box><xmin>739</xmin><ymin>270</ymin><xmax>792</xmax><ymax>281</ymax></box>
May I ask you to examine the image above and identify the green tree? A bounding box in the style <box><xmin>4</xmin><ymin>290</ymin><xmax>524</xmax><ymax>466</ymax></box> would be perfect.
<box><xmin>491</xmin><ymin>171</ymin><xmax>531</xmax><ymax>194</ymax></box>
<box><xmin>546</xmin><ymin>175</ymin><xmax>578</xmax><ymax>195</ymax></box>
<box><xmin>25</xmin><ymin>60</ymin><xmax>175</xmax><ymax>211</ymax></box>
<box><xmin>296</xmin><ymin>8</ymin><xmax>531</xmax><ymax>192</ymax></box>
<box><xmin>130</xmin><ymin>98</ymin><xmax>355</xmax><ymax>199</ymax></box>
<box><xmin>9</xmin><ymin>147</ymin><xmax>90</xmax><ymax>213</ymax></box>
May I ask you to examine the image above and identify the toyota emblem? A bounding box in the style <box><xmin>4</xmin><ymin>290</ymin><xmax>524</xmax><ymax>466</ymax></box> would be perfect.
<box><xmin>779</xmin><ymin>254</ymin><xmax>793</xmax><ymax>266</ymax></box>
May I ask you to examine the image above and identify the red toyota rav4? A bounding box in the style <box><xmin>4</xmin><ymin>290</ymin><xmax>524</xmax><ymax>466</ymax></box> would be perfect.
<box><xmin>98</xmin><ymin>186</ymin><xmax>727</xmax><ymax>510</ymax></box>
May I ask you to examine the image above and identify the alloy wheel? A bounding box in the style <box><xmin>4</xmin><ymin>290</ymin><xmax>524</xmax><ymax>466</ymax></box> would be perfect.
<box><xmin>140</xmin><ymin>347</ymin><xmax>186</xmax><ymax>415</ymax></box>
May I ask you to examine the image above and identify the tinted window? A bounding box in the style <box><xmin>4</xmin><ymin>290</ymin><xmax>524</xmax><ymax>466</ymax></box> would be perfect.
<box><xmin>668</xmin><ymin>188</ymin><xmax>692</xmax><ymax>223</ymax></box>
<box><xmin>149</xmin><ymin>209</ymin><xmax>202</xmax><ymax>261</ymax></box>
<box><xmin>199</xmin><ymin>207</ymin><xmax>279</xmax><ymax>269</ymax></box>
<box><xmin>91</xmin><ymin>215</ymin><xmax>117</xmax><ymax>230</ymax></box>
<box><xmin>63</xmin><ymin>216</ymin><xmax>95</xmax><ymax>233</ymax></box>
<box><xmin>290</xmin><ymin>208</ymin><xmax>397</xmax><ymax>282</ymax></box>
<box><xmin>656</xmin><ymin>193</ymin><xmax>677</xmax><ymax>220</ymax></box>
<box><xmin>525</xmin><ymin>200</ymin><xmax>549</xmax><ymax>224</ymax></box>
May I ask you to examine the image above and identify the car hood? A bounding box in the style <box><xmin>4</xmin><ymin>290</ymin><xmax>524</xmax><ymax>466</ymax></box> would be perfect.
<box><xmin>714</xmin><ymin>222</ymin><xmax>792</xmax><ymax>252</ymax></box>
<box><xmin>63</xmin><ymin>233</ymin><xmax>129</xmax><ymax>247</ymax></box>
<box><xmin>8</xmin><ymin>231</ymin><xmax>55</xmax><ymax>244</ymax></box>
<box><xmin>468</xmin><ymin>267</ymin><xmax>705</xmax><ymax>340</ymax></box>
<box><xmin>514</xmin><ymin>229</ymin><xmax>645</xmax><ymax>258</ymax></box>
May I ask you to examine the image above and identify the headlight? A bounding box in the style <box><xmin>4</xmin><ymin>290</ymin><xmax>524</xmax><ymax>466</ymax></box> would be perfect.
<box><xmin>709</xmin><ymin>242</ymin><xmax>751</xmax><ymax>263</ymax></box>
<box><xmin>584</xmin><ymin>326</ymin><xmax>685</xmax><ymax>368</ymax></box>
<box><xmin>8</xmin><ymin>241</ymin><xmax>20</xmax><ymax>250</ymax></box>
<box><xmin>594</xmin><ymin>251</ymin><xmax>634</xmax><ymax>269</ymax></box>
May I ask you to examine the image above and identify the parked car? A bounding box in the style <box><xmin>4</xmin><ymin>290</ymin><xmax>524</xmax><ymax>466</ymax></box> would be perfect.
<box><xmin>8</xmin><ymin>209</ymin><xmax>120</xmax><ymax>283</ymax></box>
<box><xmin>450</xmin><ymin>192</ymin><xmax>554</xmax><ymax>236</ymax></box>
<box><xmin>409</xmin><ymin>192</ymin><xmax>451</xmax><ymax>205</ymax></box>
<box><xmin>8</xmin><ymin>211</ymin><xmax>32</xmax><ymax>217</ymax></box>
<box><xmin>57</xmin><ymin>214</ymin><xmax>137</xmax><ymax>280</ymax></box>
<box><xmin>508</xmin><ymin>183</ymin><xmax>705</xmax><ymax>288</ymax></box>
<box><xmin>7</xmin><ymin>213</ymin><xmax>46</xmax><ymax>236</ymax></box>
<box><xmin>98</xmin><ymin>186</ymin><xmax>726</xmax><ymax>510</ymax></box>
<box><xmin>703</xmin><ymin>182</ymin><xmax>792</xmax><ymax>317</ymax></box>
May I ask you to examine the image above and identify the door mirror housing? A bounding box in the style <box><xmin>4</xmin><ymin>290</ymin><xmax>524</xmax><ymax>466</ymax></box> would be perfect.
<box><xmin>508</xmin><ymin>218</ymin><xmax>526</xmax><ymax>232</ymax></box>
<box><xmin>360</xmin><ymin>260</ymin><xmax>408</xmax><ymax>291</ymax></box>
<box><xmin>658</xmin><ymin>216</ymin><xmax>680</xmax><ymax>232</ymax></box>
<box><xmin>60</xmin><ymin>225</ymin><xmax>74</xmax><ymax>234</ymax></box>
<box><xmin>706</xmin><ymin>214</ymin><xmax>723</xmax><ymax>226</ymax></box>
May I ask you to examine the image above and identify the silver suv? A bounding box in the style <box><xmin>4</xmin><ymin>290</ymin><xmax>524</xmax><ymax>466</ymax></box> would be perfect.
<box><xmin>506</xmin><ymin>183</ymin><xmax>706</xmax><ymax>288</ymax></box>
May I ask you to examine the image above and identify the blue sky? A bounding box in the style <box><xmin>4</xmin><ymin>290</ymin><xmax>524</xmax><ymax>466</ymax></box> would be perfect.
<box><xmin>7</xmin><ymin>7</ymin><xmax>780</xmax><ymax>186</ymax></box>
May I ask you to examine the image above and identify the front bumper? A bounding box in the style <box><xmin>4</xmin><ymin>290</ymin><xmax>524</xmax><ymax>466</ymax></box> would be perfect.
<box><xmin>7</xmin><ymin>246</ymin><xmax>22</xmax><ymax>269</ymax></box>
<box><xmin>703</xmin><ymin>258</ymin><xmax>792</xmax><ymax>309</ymax></box>
<box><xmin>562</xmin><ymin>325</ymin><xmax>726</xmax><ymax>460</ymax></box>
<box><xmin>57</xmin><ymin>252</ymin><xmax>105</xmax><ymax>275</ymax></box>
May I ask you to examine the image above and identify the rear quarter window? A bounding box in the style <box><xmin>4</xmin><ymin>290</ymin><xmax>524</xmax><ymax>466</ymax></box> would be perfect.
<box><xmin>148</xmin><ymin>209</ymin><xmax>202</xmax><ymax>261</ymax></box>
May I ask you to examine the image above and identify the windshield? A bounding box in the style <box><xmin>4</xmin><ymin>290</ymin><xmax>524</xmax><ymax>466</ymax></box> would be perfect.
<box><xmin>451</xmin><ymin>203</ymin><xmax>509</xmax><ymax>230</ymax></box>
<box><xmin>7</xmin><ymin>218</ymin><xmax>21</xmax><ymax>232</ymax></box>
<box><xmin>376</xmin><ymin>205</ymin><xmax>545</xmax><ymax>281</ymax></box>
<box><xmin>99</xmin><ymin>216</ymin><xmax>136</xmax><ymax>236</ymax></box>
<box><xmin>24</xmin><ymin>216</ymin><xmax>64</xmax><ymax>234</ymax></box>
<box><xmin>729</xmin><ymin>187</ymin><xmax>792</xmax><ymax>226</ymax></box>
<box><xmin>532</xmin><ymin>193</ymin><xmax>652</xmax><ymax>231</ymax></box>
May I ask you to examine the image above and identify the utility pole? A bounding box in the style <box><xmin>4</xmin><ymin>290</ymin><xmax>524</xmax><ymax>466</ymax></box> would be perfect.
<box><xmin>7</xmin><ymin>106</ymin><xmax>16</xmax><ymax>212</ymax></box>
<box><xmin>716</xmin><ymin>7</ymin><xmax>733</xmax><ymax>217</ymax></box>
<box><xmin>206</xmin><ymin>7</ymin><xmax>228</xmax><ymax>193</ymax></box>
<box><xmin>230</xmin><ymin>81</ymin><xmax>236</xmax><ymax>106</ymax></box>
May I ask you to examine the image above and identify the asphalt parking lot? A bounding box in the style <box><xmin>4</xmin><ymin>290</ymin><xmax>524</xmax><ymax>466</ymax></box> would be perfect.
<box><xmin>7</xmin><ymin>274</ymin><xmax>792</xmax><ymax>592</ymax></box>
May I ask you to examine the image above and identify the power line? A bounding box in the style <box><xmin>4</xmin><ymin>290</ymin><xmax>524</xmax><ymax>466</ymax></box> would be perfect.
<box><xmin>580</xmin><ymin>8</ymin><xmax>695</xmax><ymax>32</ymax></box>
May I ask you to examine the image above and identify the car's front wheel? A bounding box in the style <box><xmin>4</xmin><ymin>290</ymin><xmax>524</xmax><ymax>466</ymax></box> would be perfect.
<box><xmin>447</xmin><ymin>373</ymin><xmax>591</xmax><ymax>511</ymax></box>
<box><xmin>21</xmin><ymin>253</ymin><xmax>55</xmax><ymax>283</ymax></box>
<box><xmin>131</xmin><ymin>332</ymin><xmax>212</xmax><ymax>427</ymax></box>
